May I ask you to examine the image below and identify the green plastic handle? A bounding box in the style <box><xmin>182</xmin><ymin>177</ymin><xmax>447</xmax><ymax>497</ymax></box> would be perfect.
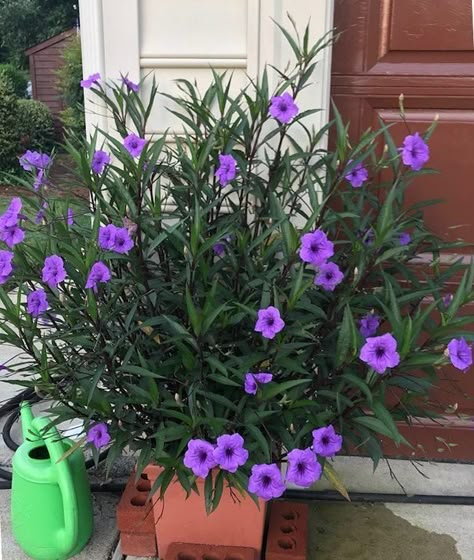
<box><xmin>32</xmin><ymin>417</ymin><xmax>79</xmax><ymax>557</ymax></box>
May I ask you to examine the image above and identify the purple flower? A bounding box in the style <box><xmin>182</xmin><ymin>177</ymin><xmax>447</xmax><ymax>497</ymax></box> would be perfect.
<box><xmin>244</xmin><ymin>372</ymin><xmax>273</xmax><ymax>395</ymax></box>
<box><xmin>42</xmin><ymin>255</ymin><xmax>67</xmax><ymax>289</ymax></box>
<box><xmin>312</xmin><ymin>425</ymin><xmax>343</xmax><ymax>458</ymax></box>
<box><xmin>0</xmin><ymin>250</ymin><xmax>14</xmax><ymax>284</ymax></box>
<box><xmin>33</xmin><ymin>169</ymin><xmax>46</xmax><ymax>191</ymax></box>
<box><xmin>443</xmin><ymin>293</ymin><xmax>453</xmax><ymax>309</ymax></box>
<box><xmin>19</xmin><ymin>150</ymin><xmax>51</xmax><ymax>171</ymax></box>
<box><xmin>98</xmin><ymin>224</ymin><xmax>117</xmax><ymax>250</ymax></box>
<box><xmin>362</xmin><ymin>228</ymin><xmax>375</xmax><ymax>246</ymax></box>
<box><xmin>359</xmin><ymin>314</ymin><xmax>380</xmax><ymax>338</ymax></box>
<box><xmin>215</xmin><ymin>154</ymin><xmax>238</xmax><ymax>186</ymax></box>
<box><xmin>248</xmin><ymin>463</ymin><xmax>286</xmax><ymax>501</ymax></box>
<box><xmin>85</xmin><ymin>261</ymin><xmax>111</xmax><ymax>293</ymax></box>
<box><xmin>447</xmin><ymin>338</ymin><xmax>473</xmax><ymax>372</ymax></box>
<box><xmin>91</xmin><ymin>150</ymin><xmax>111</xmax><ymax>174</ymax></box>
<box><xmin>123</xmin><ymin>133</ymin><xmax>147</xmax><ymax>158</ymax></box>
<box><xmin>67</xmin><ymin>208</ymin><xmax>74</xmax><ymax>226</ymax></box>
<box><xmin>269</xmin><ymin>92</ymin><xmax>299</xmax><ymax>124</ymax></box>
<box><xmin>400</xmin><ymin>132</ymin><xmax>430</xmax><ymax>171</ymax></box>
<box><xmin>360</xmin><ymin>333</ymin><xmax>400</xmax><ymax>374</ymax></box>
<box><xmin>112</xmin><ymin>227</ymin><xmax>134</xmax><ymax>254</ymax></box>
<box><xmin>398</xmin><ymin>232</ymin><xmax>411</xmax><ymax>246</ymax></box>
<box><xmin>345</xmin><ymin>162</ymin><xmax>368</xmax><ymax>188</ymax></box>
<box><xmin>86</xmin><ymin>422</ymin><xmax>111</xmax><ymax>448</ymax></box>
<box><xmin>286</xmin><ymin>448</ymin><xmax>322</xmax><ymax>488</ymax></box>
<box><xmin>0</xmin><ymin>197</ymin><xmax>22</xmax><ymax>228</ymax></box>
<box><xmin>80</xmin><ymin>72</ymin><xmax>101</xmax><ymax>89</ymax></box>
<box><xmin>183</xmin><ymin>439</ymin><xmax>218</xmax><ymax>478</ymax></box>
<box><xmin>314</xmin><ymin>262</ymin><xmax>344</xmax><ymax>292</ymax></box>
<box><xmin>299</xmin><ymin>230</ymin><xmax>334</xmax><ymax>266</ymax></box>
<box><xmin>26</xmin><ymin>289</ymin><xmax>49</xmax><ymax>317</ymax></box>
<box><xmin>121</xmin><ymin>74</ymin><xmax>139</xmax><ymax>93</ymax></box>
<box><xmin>0</xmin><ymin>225</ymin><xmax>24</xmax><ymax>248</ymax></box>
<box><xmin>213</xmin><ymin>433</ymin><xmax>249</xmax><ymax>473</ymax></box>
<box><xmin>213</xmin><ymin>243</ymin><xmax>226</xmax><ymax>257</ymax></box>
<box><xmin>34</xmin><ymin>210</ymin><xmax>44</xmax><ymax>224</ymax></box>
<box><xmin>254</xmin><ymin>306</ymin><xmax>285</xmax><ymax>340</ymax></box>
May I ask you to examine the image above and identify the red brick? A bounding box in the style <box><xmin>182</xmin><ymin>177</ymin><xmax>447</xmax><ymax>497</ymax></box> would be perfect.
<box><xmin>166</xmin><ymin>542</ymin><xmax>258</xmax><ymax>560</ymax></box>
<box><xmin>265</xmin><ymin>501</ymin><xmax>308</xmax><ymax>560</ymax></box>
<box><xmin>116</xmin><ymin>470</ymin><xmax>157</xmax><ymax>557</ymax></box>
<box><xmin>120</xmin><ymin>531</ymin><xmax>157</xmax><ymax>558</ymax></box>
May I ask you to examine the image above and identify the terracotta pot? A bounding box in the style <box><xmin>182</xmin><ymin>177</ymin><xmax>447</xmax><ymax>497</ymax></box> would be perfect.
<box><xmin>145</xmin><ymin>465</ymin><xmax>266</xmax><ymax>559</ymax></box>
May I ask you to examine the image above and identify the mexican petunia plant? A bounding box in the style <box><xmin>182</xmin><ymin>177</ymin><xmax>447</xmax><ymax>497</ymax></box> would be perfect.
<box><xmin>1</xmin><ymin>23</ymin><xmax>473</xmax><ymax>510</ymax></box>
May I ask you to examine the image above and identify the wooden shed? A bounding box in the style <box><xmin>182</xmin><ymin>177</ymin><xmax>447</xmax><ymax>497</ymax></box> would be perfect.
<box><xmin>26</xmin><ymin>29</ymin><xmax>76</xmax><ymax>128</ymax></box>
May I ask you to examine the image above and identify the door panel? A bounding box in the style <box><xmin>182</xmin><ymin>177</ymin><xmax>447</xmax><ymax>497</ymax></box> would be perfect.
<box><xmin>332</xmin><ymin>0</ymin><xmax>474</xmax><ymax>460</ymax></box>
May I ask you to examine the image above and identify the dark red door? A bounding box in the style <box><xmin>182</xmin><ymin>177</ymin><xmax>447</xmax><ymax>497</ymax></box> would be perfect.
<box><xmin>332</xmin><ymin>0</ymin><xmax>474</xmax><ymax>461</ymax></box>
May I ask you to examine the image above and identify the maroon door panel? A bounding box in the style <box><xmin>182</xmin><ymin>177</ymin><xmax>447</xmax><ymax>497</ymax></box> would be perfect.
<box><xmin>332</xmin><ymin>0</ymin><xmax>474</xmax><ymax>461</ymax></box>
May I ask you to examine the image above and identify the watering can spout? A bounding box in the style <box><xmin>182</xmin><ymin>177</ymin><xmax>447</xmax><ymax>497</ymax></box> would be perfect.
<box><xmin>19</xmin><ymin>401</ymin><xmax>38</xmax><ymax>442</ymax></box>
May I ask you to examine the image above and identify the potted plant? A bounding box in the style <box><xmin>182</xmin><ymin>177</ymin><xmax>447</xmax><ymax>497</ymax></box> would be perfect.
<box><xmin>1</xmin><ymin>21</ymin><xmax>473</xmax><ymax>557</ymax></box>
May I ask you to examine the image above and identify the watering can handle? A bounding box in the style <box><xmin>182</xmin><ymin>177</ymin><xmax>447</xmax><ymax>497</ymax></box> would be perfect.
<box><xmin>31</xmin><ymin>417</ymin><xmax>79</xmax><ymax>557</ymax></box>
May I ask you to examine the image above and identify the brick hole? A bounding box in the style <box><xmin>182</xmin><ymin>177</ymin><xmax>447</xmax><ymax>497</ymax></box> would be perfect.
<box><xmin>280</xmin><ymin>524</ymin><xmax>296</xmax><ymax>534</ymax></box>
<box><xmin>130</xmin><ymin>495</ymin><xmax>146</xmax><ymax>507</ymax></box>
<box><xmin>140</xmin><ymin>472</ymin><xmax>149</xmax><ymax>480</ymax></box>
<box><xmin>136</xmin><ymin>480</ymin><xmax>151</xmax><ymax>492</ymax></box>
<box><xmin>277</xmin><ymin>538</ymin><xmax>296</xmax><ymax>550</ymax></box>
<box><xmin>280</xmin><ymin>510</ymin><xmax>299</xmax><ymax>521</ymax></box>
<box><xmin>202</xmin><ymin>555</ymin><xmax>220</xmax><ymax>560</ymax></box>
<box><xmin>177</xmin><ymin>554</ymin><xmax>196</xmax><ymax>560</ymax></box>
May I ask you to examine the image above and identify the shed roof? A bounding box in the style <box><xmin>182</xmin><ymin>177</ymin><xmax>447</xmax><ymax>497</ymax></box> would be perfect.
<box><xmin>25</xmin><ymin>28</ymin><xmax>76</xmax><ymax>56</ymax></box>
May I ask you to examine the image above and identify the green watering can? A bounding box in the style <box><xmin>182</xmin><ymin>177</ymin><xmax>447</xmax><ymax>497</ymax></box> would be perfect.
<box><xmin>11</xmin><ymin>402</ymin><xmax>94</xmax><ymax>559</ymax></box>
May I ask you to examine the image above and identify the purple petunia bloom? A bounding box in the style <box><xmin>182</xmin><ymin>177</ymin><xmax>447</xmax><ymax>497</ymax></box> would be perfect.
<box><xmin>359</xmin><ymin>333</ymin><xmax>400</xmax><ymax>374</ymax></box>
<box><xmin>400</xmin><ymin>132</ymin><xmax>430</xmax><ymax>171</ymax></box>
<box><xmin>80</xmin><ymin>72</ymin><xmax>101</xmax><ymax>89</ymax></box>
<box><xmin>85</xmin><ymin>261</ymin><xmax>111</xmax><ymax>293</ymax></box>
<box><xmin>0</xmin><ymin>250</ymin><xmax>14</xmax><ymax>284</ymax></box>
<box><xmin>299</xmin><ymin>230</ymin><xmax>334</xmax><ymax>266</ymax></box>
<box><xmin>244</xmin><ymin>372</ymin><xmax>273</xmax><ymax>395</ymax></box>
<box><xmin>0</xmin><ymin>225</ymin><xmax>24</xmax><ymax>248</ymax></box>
<box><xmin>285</xmin><ymin>448</ymin><xmax>322</xmax><ymax>488</ymax></box>
<box><xmin>19</xmin><ymin>150</ymin><xmax>51</xmax><ymax>172</ymax></box>
<box><xmin>345</xmin><ymin>161</ymin><xmax>369</xmax><ymax>188</ymax></box>
<box><xmin>359</xmin><ymin>314</ymin><xmax>380</xmax><ymax>338</ymax></box>
<box><xmin>213</xmin><ymin>243</ymin><xmax>226</xmax><ymax>257</ymax></box>
<box><xmin>91</xmin><ymin>150</ymin><xmax>111</xmax><ymax>174</ymax></box>
<box><xmin>215</xmin><ymin>154</ymin><xmax>238</xmax><ymax>186</ymax></box>
<box><xmin>67</xmin><ymin>208</ymin><xmax>74</xmax><ymax>226</ymax></box>
<box><xmin>269</xmin><ymin>92</ymin><xmax>299</xmax><ymax>124</ymax></box>
<box><xmin>254</xmin><ymin>306</ymin><xmax>285</xmax><ymax>340</ymax></box>
<box><xmin>86</xmin><ymin>422</ymin><xmax>111</xmax><ymax>448</ymax></box>
<box><xmin>120</xmin><ymin>74</ymin><xmax>139</xmax><ymax>93</ymax></box>
<box><xmin>248</xmin><ymin>463</ymin><xmax>286</xmax><ymax>501</ymax></box>
<box><xmin>314</xmin><ymin>262</ymin><xmax>344</xmax><ymax>292</ymax></box>
<box><xmin>447</xmin><ymin>338</ymin><xmax>473</xmax><ymax>372</ymax></box>
<box><xmin>123</xmin><ymin>133</ymin><xmax>147</xmax><ymax>158</ymax></box>
<box><xmin>362</xmin><ymin>228</ymin><xmax>375</xmax><ymax>246</ymax></box>
<box><xmin>213</xmin><ymin>433</ymin><xmax>249</xmax><ymax>473</ymax></box>
<box><xmin>98</xmin><ymin>224</ymin><xmax>117</xmax><ymax>250</ymax></box>
<box><xmin>443</xmin><ymin>293</ymin><xmax>453</xmax><ymax>309</ymax></box>
<box><xmin>26</xmin><ymin>288</ymin><xmax>49</xmax><ymax>317</ymax></box>
<box><xmin>112</xmin><ymin>227</ymin><xmax>134</xmax><ymax>254</ymax></box>
<box><xmin>398</xmin><ymin>231</ymin><xmax>411</xmax><ymax>246</ymax></box>
<box><xmin>312</xmin><ymin>425</ymin><xmax>343</xmax><ymax>458</ymax></box>
<box><xmin>0</xmin><ymin>197</ymin><xmax>22</xmax><ymax>228</ymax></box>
<box><xmin>33</xmin><ymin>169</ymin><xmax>46</xmax><ymax>191</ymax></box>
<box><xmin>183</xmin><ymin>439</ymin><xmax>218</xmax><ymax>478</ymax></box>
<box><xmin>42</xmin><ymin>255</ymin><xmax>67</xmax><ymax>289</ymax></box>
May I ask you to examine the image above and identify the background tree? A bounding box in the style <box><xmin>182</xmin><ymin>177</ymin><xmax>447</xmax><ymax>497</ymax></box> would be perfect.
<box><xmin>0</xmin><ymin>0</ymin><xmax>78</xmax><ymax>66</ymax></box>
